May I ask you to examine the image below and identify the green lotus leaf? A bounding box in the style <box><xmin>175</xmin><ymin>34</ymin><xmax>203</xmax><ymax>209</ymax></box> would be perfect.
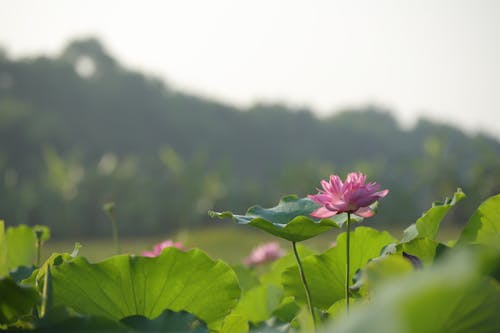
<box><xmin>224</xmin><ymin>247</ymin><xmax>315</xmax><ymax>330</ymax></box>
<box><xmin>457</xmin><ymin>193</ymin><xmax>500</xmax><ymax>250</ymax></box>
<box><xmin>38</xmin><ymin>316</ymin><xmax>124</xmax><ymax>332</ymax></box>
<box><xmin>9</xmin><ymin>265</ymin><xmax>36</xmax><ymax>283</ymax></box>
<box><xmin>282</xmin><ymin>227</ymin><xmax>396</xmax><ymax>309</ymax></box>
<box><xmin>0</xmin><ymin>277</ymin><xmax>40</xmax><ymax>325</ymax></box>
<box><xmin>0</xmin><ymin>221</ymin><xmax>7</xmax><ymax>277</ymax></box>
<box><xmin>402</xmin><ymin>189</ymin><xmax>465</xmax><ymax>242</ymax></box>
<box><xmin>327</xmin><ymin>298</ymin><xmax>361</xmax><ymax>320</ymax></box>
<box><xmin>121</xmin><ymin>309</ymin><xmax>208</xmax><ymax>332</ymax></box>
<box><xmin>36</xmin><ymin>306</ymin><xmax>125</xmax><ymax>332</ymax></box>
<box><xmin>209</xmin><ymin>195</ymin><xmax>361</xmax><ymax>242</ymax></box>
<box><xmin>361</xmin><ymin>255</ymin><xmax>414</xmax><ymax>292</ymax></box>
<box><xmin>324</xmin><ymin>249</ymin><xmax>500</xmax><ymax>333</ymax></box>
<box><xmin>272</xmin><ymin>296</ymin><xmax>301</xmax><ymax>323</ymax></box>
<box><xmin>51</xmin><ymin>248</ymin><xmax>240</xmax><ymax>331</ymax></box>
<box><xmin>259</xmin><ymin>244</ymin><xmax>315</xmax><ymax>287</ymax></box>
<box><xmin>231</xmin><ymin>265</ymin><xmax>260</xmax><ymax>292</ymax></box>
<box><xmin>230</xmin><ymin>284</ymin><xmax>283</xmax><ymax>325</ymax></box>
<box><xmin>220</xmin><ymin>313</ymin><xmax>248</xmax><ymax>333</ymax></box>
<box><xmin>3</xmin><ymin>223</ymin><xmax>36</xmax><ymax>272</ymax></box>
<box><xmin>401</xmin><ymin>238</ymin><xmax>441</xmax><ymax>266</ymax></box>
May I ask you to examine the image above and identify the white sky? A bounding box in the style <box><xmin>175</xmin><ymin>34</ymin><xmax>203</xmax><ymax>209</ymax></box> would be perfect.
<box><xmin>1</xmin><ymin>0</ymin><xmax>500</xmax><ymax>138</ymax></box>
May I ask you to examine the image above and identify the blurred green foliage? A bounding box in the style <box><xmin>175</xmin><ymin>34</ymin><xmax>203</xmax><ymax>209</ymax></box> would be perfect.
<box><xmin>0</xmin><ymin>191</ymin><xmax>499</xmax><ymax>332</ymax></box>
<box><xmin>0</xmin><ymin>38</ymin><xmax>499</xmax><ymax>237</ymax></box>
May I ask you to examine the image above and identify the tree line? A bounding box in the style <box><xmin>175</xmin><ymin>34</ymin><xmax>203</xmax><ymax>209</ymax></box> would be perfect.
<box><xmin>0</xmin><ymin>38</ymin><xmax>499</xmax><ymax>237</ymax></box>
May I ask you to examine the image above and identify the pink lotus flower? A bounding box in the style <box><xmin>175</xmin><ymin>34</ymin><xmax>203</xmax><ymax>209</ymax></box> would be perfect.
<box><xmin>243</xmin><ymin>242</ymin><xmax>285</xmax><ymax>266</ymax></box>
<box><xmin>308</xmin><ymin>172</ymin><xmax>389</xmax><ymax>219</ymax></box>
<box><xmin>141</xmin><ymin>240</ymin><xmax>184</xmax><ymax>257</ymax></box>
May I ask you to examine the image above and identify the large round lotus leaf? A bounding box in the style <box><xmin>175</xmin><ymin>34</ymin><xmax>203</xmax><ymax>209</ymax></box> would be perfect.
<box><xmin>458</xmin><ymin>193</ymin><xmax>500</xmax><ymax>250</ymax></box>
<box><xmin>324</xmin><ymin>250</ymin><xmax>500</xmax><ymax>333</ymax></box>
<box><xmin>1</xmin><ymin>223</ymin><xmax>36</xmax><ymax>273</ymax></box>
<box><xmin>0</xmin><ymin>277</ymin><xmax>40</xmax><ymax>325</ymax></box>
<box><xmin>402</xmin><ymin>189</ymin><xmax>465</xmax><ymax>243</ymax></box>
<box><xmin>121</xmin><ymin>309</ymin><xmax>208</xmax><ymax>332</ymax></box>
<box><xmin>282</xmin><ymin>227</ymin><xmax>396</xmax><ymax>309</ymax></box>
<box><xmin>50</xmin><ymin>248</ymin><xmax>240</xmax><ymax>330</ymax></box>
<box><xmin>209</xmin><ymin>195</ymin><xmax>360</xmax><ymax>242</ymax></box>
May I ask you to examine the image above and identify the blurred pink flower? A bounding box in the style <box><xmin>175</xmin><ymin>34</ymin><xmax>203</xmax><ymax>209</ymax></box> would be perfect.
<box><xmin>244</xmin><ymin>242</ymin><xmax>285</xmax><ymax>266</ymax></box>
<box><xmin>141</xmin><ymin>240</ymin><xmax>184</xmax><ymax>257</ymax></box>
<box><xmin>308</xmin><ymin>172</ymin><xmax>388</xmax><ymax>219</ymax></box>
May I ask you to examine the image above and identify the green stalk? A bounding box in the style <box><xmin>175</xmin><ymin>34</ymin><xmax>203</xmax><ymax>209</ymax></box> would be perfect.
<box><xmin>110</xmin><ymin>216</ymin><xmax>120</xmax><ymax>254</ymax></box>
<box><xmin>346</xmin><ymin>213</ymin><xmax>351</xmax><ymax>313</ymax></box>
<box><xmin>103</xmin><ymin>203</ymin><xmax>120</xmax><ymax>254</ymax></box>
<box><xmin>292</xmin><ymin>241</ymin><xmax>316</xmax><ymax>331</ymax></box>
<box><xmin>35</xmin><ymin>230</ymin><xmax>43</xmax><ymax>267</ymax></box>
<box><xmin>40</xmin><ymin>264</ymin><xmax>52</xmax><ymax>318</ymax></box>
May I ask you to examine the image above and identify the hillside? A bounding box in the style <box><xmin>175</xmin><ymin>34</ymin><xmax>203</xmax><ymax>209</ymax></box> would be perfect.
<box><xmin>1</xmin><ymin>38</ymin><xmax>499</xmax><ymax>236</ymax></box>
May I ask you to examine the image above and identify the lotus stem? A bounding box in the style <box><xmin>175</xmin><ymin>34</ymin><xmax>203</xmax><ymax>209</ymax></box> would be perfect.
<box><xmin>110</xmin><ymin>217</ymin><xmax>120</xmax><ymax>254</ymax></box>
<box><xmin>292</xmin><ymin>241</ymin><xmax>316</xmax><ymax>331</ymax></box>
<box><xmin>103</xmin><ymin>202</ymin><xmax>120</xmax><ymax>254</ymax></box>
<box><xmin>346</xmin><ymin>212</ymin><xmax>351</xmax><ymax>313</ymax></box>
<box><xmin>35</xmin><ymin>230</ymin><xmax>43</xmax><ymax>267</ymax></box>
<box><xmin>40</xmin><ymin>264</ymin><xmax>52</xmax><ymax>318</ymax></box>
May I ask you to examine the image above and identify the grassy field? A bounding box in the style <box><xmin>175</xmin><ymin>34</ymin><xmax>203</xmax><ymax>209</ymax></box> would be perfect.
<box><xmin>43</xmin><ymin>225</ymin><xmax>338</xmax><ymax>264</ymax></box>
<box><xmin>42</xmin><ymin>224</ymin><xmax>462</xmax><ymax>264</ymax></box>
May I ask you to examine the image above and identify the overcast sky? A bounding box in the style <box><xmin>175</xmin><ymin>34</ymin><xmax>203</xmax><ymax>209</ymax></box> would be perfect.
<box><xmin>1</xmin><ymin>0</ymin><xmax>499</xmax><ymax>138</ymax></box>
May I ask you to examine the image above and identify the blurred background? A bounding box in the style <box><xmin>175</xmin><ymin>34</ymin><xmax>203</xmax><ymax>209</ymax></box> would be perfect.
<box><xmin>0</xmin><ymin>1</ymin><xmax>499</xmax><ymax>258</ymax></box>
